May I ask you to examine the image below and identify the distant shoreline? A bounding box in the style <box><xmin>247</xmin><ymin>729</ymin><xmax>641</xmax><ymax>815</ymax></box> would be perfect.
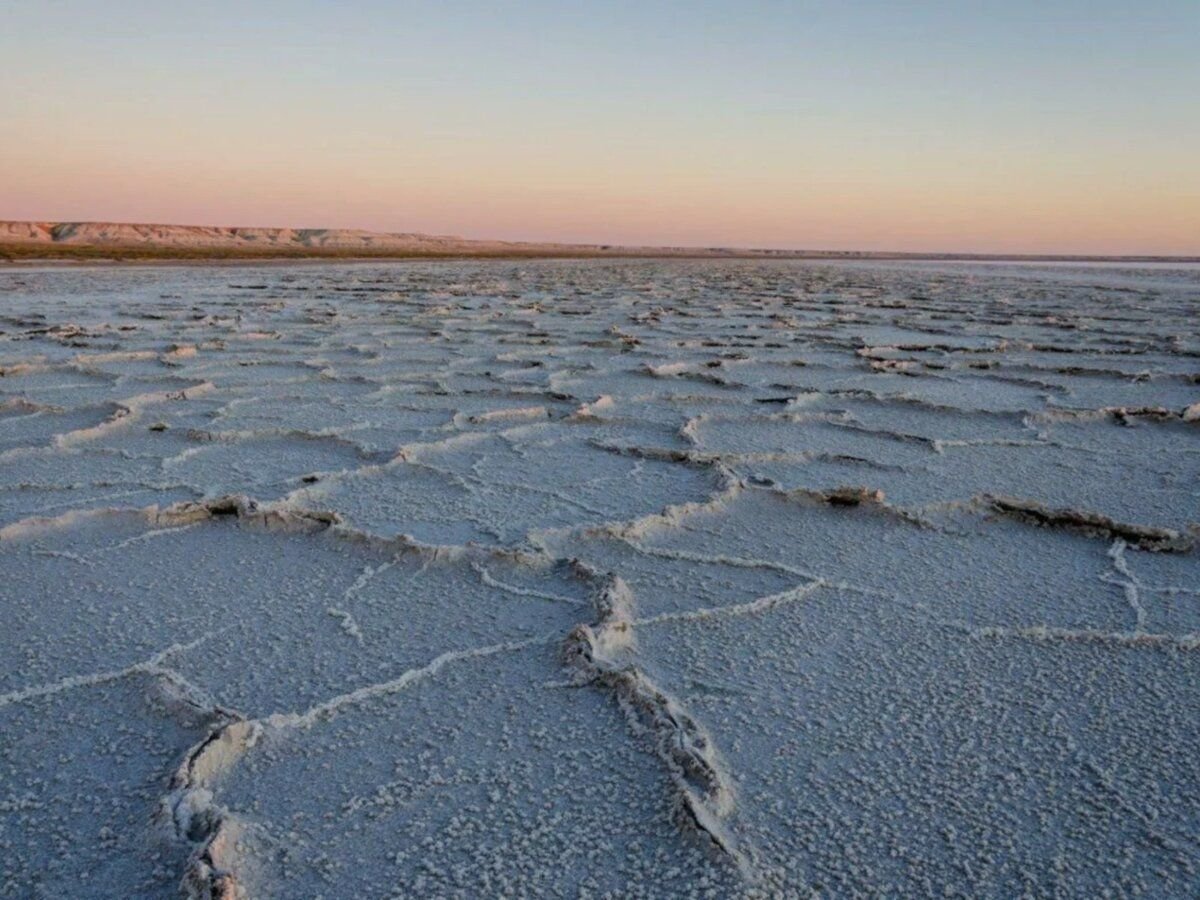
<box><xmin>1</xmin><ymin>220</ymin><xmax>1196</xmax><ymax>265</ymax></box>
<box><xmin>3</xmin><ymin>244</ymin><xmax>1198</xmax><ymax>267</ymax></box>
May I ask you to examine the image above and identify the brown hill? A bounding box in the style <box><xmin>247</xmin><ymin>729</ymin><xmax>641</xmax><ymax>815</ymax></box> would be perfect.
<box><xmin>2</xmin><ymin>220</ymin><xmax>1195</xmax><ymax>262</ymax></box>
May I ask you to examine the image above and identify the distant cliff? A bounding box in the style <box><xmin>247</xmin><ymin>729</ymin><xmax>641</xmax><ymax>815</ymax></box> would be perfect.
<box><xmin>0</xmin><ymin>221</ymin><xmax>480</xmax><ymax>251</ymax></box>
<box><xmin>0</xmin><ymin>220</ymin><xmax>760</xmax><ymax>258</ymax></box>
<box><xmin>2</xmin><ymin>221</ymin><xmax>1195</xmax><ymax>262</ymax></box>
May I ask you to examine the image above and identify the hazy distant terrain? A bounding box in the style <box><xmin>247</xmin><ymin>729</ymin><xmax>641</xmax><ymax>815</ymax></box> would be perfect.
<box><xmin>1</xmin><ymin>259</ymin><xmax>1198</xmax><ymax>897</ymax></box>
<box><xmin>4</xmin><ymin>220</ymin><xmax>1198</xmax><ymax>262</ymax></box>
<box><xmin>0</xmin><ymin>220</ymin><xmax>813</xmax><ymax>260</ymax></box>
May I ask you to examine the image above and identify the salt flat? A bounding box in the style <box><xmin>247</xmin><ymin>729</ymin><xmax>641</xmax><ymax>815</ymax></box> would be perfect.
<box><xmin>1</xmin><ymin>259</ymin><xmax>1198</xmax><ymax>898</ymax></box>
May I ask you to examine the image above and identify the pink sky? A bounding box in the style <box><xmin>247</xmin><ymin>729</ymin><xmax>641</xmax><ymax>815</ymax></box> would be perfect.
<box><xmin>4</xmin><ymin>3</ymin><xmax>1198</xmax><ymax>255</ymax></box>
<box><xmin>8</xmin><ymin>138</ymin><xmax>1197</xmax><ymax>255</ymax></box>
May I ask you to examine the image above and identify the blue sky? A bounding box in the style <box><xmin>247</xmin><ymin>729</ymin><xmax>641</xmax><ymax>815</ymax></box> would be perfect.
<box><xmin>3</xmin><ymin>1</ymin><xmax>1198</xmax><ymax>252</ymax></box>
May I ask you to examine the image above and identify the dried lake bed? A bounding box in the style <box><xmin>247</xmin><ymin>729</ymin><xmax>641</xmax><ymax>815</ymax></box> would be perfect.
<box><xmin>1</xmin><ymin>259</ymin><xmax>1198</xmax><ymax>897</ymax></box>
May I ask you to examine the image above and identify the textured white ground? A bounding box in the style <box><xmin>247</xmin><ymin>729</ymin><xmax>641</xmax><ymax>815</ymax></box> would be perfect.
<box><xmin>1</xmin><ymin>259</ymin><xmax>1198</xmax><ymax>898</ymax></box>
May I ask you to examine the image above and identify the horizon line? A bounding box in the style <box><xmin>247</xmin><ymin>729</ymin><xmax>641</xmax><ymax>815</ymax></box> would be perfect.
<box><xmin>3</xmin><ymin>218</ymin><xmax>1198</xmax><ymax>263</ymax></box>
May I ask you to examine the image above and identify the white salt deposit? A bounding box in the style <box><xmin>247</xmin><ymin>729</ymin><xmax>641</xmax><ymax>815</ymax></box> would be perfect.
<box><xmin>1</xmin><ymin>259</ymin><xmax>1197</xmax><ymax>897</ymax></box>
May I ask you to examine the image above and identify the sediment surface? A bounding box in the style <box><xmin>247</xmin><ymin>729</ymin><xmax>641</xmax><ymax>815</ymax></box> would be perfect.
<box><xmin>1</xmin><ymin>259</ymin><xmax>1198</xmax><ymax>897</ymax></box>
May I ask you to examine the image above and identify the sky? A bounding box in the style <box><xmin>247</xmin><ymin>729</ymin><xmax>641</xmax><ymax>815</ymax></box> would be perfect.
<box><xmin>3</xmin><ymin>1</ymin><xmax>1198</xmax><ymax>254</ymax></box>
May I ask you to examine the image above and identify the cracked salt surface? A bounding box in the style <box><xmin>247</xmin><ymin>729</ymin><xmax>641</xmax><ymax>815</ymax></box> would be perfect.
<box><xmin>1</xmin><ymin>259</ymin><xmax>1198</xmax><ymax>897</ymax></box>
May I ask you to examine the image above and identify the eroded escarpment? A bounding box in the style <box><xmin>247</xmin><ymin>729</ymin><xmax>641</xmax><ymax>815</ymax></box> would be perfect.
<box><xmin>1</xmin><ymin>259</ymin><xmax>1199</xmax><ymax>897</ymax></box>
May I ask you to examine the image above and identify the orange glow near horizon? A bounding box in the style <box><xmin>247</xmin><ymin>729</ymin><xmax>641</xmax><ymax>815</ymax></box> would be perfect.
<box><xmin>6</xmin><ymin>141</ymin><xmax>1197</xmax><ymax>256</ymax></box>
<box><xmin>3</xmin><ymin>4</ymin><xmax>1198</xmax><ymax>256</ymax></box>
